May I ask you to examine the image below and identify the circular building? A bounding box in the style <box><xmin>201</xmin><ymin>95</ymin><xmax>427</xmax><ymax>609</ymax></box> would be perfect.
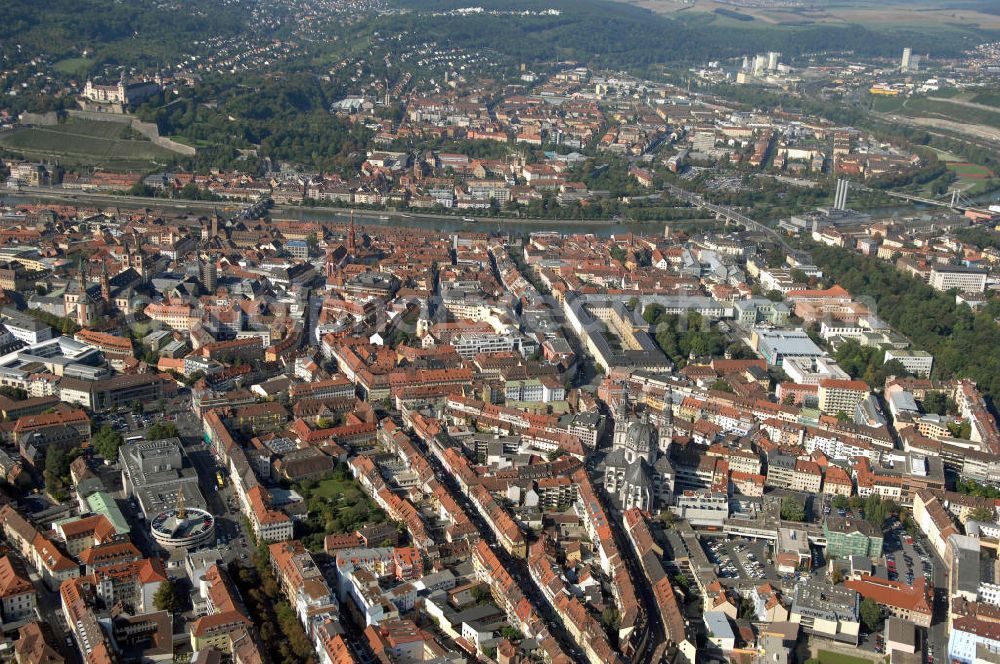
<box><xmin>150</xmin><ymin>506</ymin><xmax>215</xmax><ymax>550</ymax></box>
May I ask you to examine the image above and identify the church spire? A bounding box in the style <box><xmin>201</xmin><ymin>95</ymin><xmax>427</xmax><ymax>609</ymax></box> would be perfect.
<box><xmin>100</xmin><ymin>261</ymin><xmax>111</xmax><ymax>303</ymax></box>
<box><xmin>78</xmin><ymin>257</ymin><xmax>87</xmax><ymax>292</ymax></box>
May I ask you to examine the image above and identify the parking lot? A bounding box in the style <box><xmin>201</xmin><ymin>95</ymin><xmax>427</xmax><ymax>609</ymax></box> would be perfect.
<box><xmin>884</xmin><ymin>521</ymin><xmax>934</xmax><ymax>586</ymax></box>
<box><xmin>702</xmin><ymin>536</ymin><xmax>781</xmax><ymax>584</ymax></box>
<box><xmin>96</xmin><ymin>392</ymin><xmax>189</xmax><ymax>438</ymax></box>
<box><xmin>704</xmin><ymin>175</ymin><xmax>747</xmax><ymax>194</ymax></box>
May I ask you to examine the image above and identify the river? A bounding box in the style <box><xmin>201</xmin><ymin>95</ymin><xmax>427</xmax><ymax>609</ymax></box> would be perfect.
<box><xmin>274</xmin><ymin>207</ymin><xmax>678</xmax><ymax>237</ymax></box>
<box><xmin>4</xmin><ymin>184</ymin><xmax>999</xmax><ymax>237</ymax></box>
<box><xmin>0</xmin><ymin>189</ymin><xmax>677</xmax><ymax>237</ymax></box>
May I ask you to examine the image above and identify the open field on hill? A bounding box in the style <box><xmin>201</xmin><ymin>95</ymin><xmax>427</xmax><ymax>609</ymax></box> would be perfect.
<box><xmin>53</xmin><ymin>57</ymin><xmax>96</xmax><ymax>77</ymax></box>
<box><xmin>971</xmin><ymin>92</ymin><xmax>1000</xmax><ymax>107</ymax></box>
<box><xmin>870</xmin><ymin>89</ymin><xmax>1000</xmax><ymax>149</ymax></box>
<box><xmin>905</xmin><ymin>97</ymin><xmax>1000</xmax><ymax>131</ymax></box>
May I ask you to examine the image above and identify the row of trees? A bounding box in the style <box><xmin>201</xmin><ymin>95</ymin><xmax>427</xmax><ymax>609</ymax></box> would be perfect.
<box><xmin>43</xmin><ymin>416</ymin><xmax>177</xmax><ymax>500</ymax></box>
<box><xmin>128</xmin><ymin>181</ymin><xmax>223</xmax><ymax>201</ymax></box>
<box><xmin>91</xmin><ymin>426</ymin><xmax>123</xmax><ymax>461</ymax></box>
<box><xmin>153</xmin><ymin>579</ymin><xmax>181</xmax><ymax>612</ymax></box>
<box><xmin>25</xmin><ymin>308</ymin><xmax>79</xmax><ymax>335</ymax></box>
<box><xmin>780</xmin><ymin>497</ymin><xmax>806</xmax><ymax>522</ymax></box>
<box><xmin>921</xmin><ymin>391</ymin><xmax>958</xmax><ymax>416</ymax></box>
<box><xmin>955</xmin><ymin>226</ymin><xmax>1000</xmax><ymax>253</ymax></box>
<box><xmin>147</xmin><ymin>421</ymin><xmax>179</xmax><ymax>441</ymax></box>
<box><xmin>232</xmin><ymin>554</ymin><xmax>317</xmax><ymax>664</ymax></box>
<box><xmin>957</xmin><ymin>478</ymin><xmax>1000</xmax><ymax>500</ymax></box>
<box><xmin>860</xmin><ymin>597</ymin><xmax>882</xmax><ymax>632</ymax></box>
<box><xmin>44</xmin><ymin>442</ymin><xmax>84</xmax><ymax>501</ymax></box>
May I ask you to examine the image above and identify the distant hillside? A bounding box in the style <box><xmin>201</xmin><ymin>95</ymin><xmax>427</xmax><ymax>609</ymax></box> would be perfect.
<box><xmin>384</xmin><ymin>0</ymin><xmax>994</xmax><ymax>67</ymax></box>
<box><xmin>0</xmin><ymin>0</ymin><xmax>248</xmax><ymax>65</ymax></box>
<box><xmin>2</xmin><ymin>0</ymin><xmax>996</xmax><ymax>78</ymax></box>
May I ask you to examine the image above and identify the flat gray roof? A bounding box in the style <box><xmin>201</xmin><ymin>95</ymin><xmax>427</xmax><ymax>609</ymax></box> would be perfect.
<box><xmin>886</xmin><ymin>617</ymin><xmax>916</xmax><ymax>647</ymax></box>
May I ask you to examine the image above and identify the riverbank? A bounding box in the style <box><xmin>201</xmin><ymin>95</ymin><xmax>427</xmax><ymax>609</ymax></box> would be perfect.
<box><xmin>0</xmin><ymin>187</ymin><xmax>693</xmax><ymax>236</ymax></box>
<box><xmin>7</xmin><ymin>183</ymin><xmax>997</xmax><ymax>237</ymax></box>
<box><xmin>3</xmin><ymin>185</ymin><xmax>677</xmax><ymax>224</ymax></box>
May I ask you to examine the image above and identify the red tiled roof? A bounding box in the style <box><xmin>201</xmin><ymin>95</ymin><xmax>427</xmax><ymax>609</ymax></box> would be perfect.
<box><xmin>819</xmin><ymin>379</ymin><xmax>870</xmax><ymax>391</ymax></box>
<box><xmin>0</xmin><ymin>555</ymin><xmax>33</xmax><ymax>598</ymax></box>
<box><xmin>191</xmin><ymin>610</ymin><xmax>251</xmax><ymax>637</ymax></box>
<box><xmin>13</xmin><ymin>409</ymin><xmax>89</xmax><ymax>432</ymax></box>
<box><xmin>844</xmin><ymin>575</ymin><xmax>932</xmax><ymax>615</ymax></box>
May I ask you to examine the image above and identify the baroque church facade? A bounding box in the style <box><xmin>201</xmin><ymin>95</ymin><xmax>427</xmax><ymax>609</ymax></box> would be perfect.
<box><xmin>63</xmin><ymin>262</ymin><xmax>113</xmax><ymax>327</ymax></box>
<box><xmin>604</xmin><ymin>398</ymin><xmax>675</xmax><ymax>511</ymax></box>
<box><xmin>63</xmin><ymin>243</ymin><xmax>147</xmax><ymax>327</ymax></box>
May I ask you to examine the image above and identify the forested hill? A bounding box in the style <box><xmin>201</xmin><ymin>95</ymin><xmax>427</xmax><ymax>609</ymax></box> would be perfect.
<box><xmin>4</xmin><ymin>0</ymin><xmax>995</xmax><ymax>77</ymax></box>
<box><xmin>386</xmin><ymin>0</ymin><xmax>997</xmax><ymax>65</ymax></box>
<box><xmin>131</xmin><ymin>74</ymin><xmax>370</xmax><ymax>174</ymax></box>
<box><xmin>0</xmin><ymin>0</ymin><xmax>248</xmax><ymax>65</ymax></box>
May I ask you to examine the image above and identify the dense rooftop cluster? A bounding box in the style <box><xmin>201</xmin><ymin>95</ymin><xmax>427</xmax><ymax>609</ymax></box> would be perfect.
<box><xmin>0</xmin><ymin>190</ymin><xmax>987</xmax><ymax>664</ymax></box>
<box><xmin>3</xmin><ymin>1</ymin><xmax>1000</xmax><ymax>663</ymax></box>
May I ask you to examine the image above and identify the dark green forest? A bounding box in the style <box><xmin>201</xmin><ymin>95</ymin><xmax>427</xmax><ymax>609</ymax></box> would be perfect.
<box><xmin>0</xmin><ymin>0</ymin><xmax>248</xmax><ymax>64</ymax></box>
<box><xmin>809</xmin><ymin>243</ymin><xmax>1000</xmax><ymax>408</ymax></box>
<box><xmin>132</xmin><ymin>75</ymin><xmax>370</xmax><ymax>174</ymax></box>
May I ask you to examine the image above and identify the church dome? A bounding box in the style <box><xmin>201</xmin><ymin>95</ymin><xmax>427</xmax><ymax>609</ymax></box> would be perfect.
<box><xmin>625</xmin><ymin>417</ymin><xmax>654</xmax><ymax>453</ymax></box>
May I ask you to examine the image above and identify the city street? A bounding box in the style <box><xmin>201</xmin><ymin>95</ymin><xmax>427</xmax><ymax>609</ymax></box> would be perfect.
<box><xmin>179</xmin><ymin>428</ymin><xmax>255</xmax><ymax>565</ymax></box>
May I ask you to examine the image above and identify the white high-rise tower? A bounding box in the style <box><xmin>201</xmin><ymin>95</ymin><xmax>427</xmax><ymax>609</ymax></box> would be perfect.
<box><xmin>901</xmin><ymin>47</ymin><xmax>913</xmax><ymax>72</ymax></box>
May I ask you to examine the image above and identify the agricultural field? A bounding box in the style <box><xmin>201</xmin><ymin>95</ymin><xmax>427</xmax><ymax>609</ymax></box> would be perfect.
<box><xmin>617</xmin><ymin>0</ymin><xmax>1000</xmax><ymax>31</ymax></box>
<box><xmin>0</xmin><ymin>117</ymin><xmax>178</xmax><ymax>170</ymax></box>
<box><xmin>950</xmin><ymin>162</ymin><xmax>993</xmax><ymax>179</ymax></box>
